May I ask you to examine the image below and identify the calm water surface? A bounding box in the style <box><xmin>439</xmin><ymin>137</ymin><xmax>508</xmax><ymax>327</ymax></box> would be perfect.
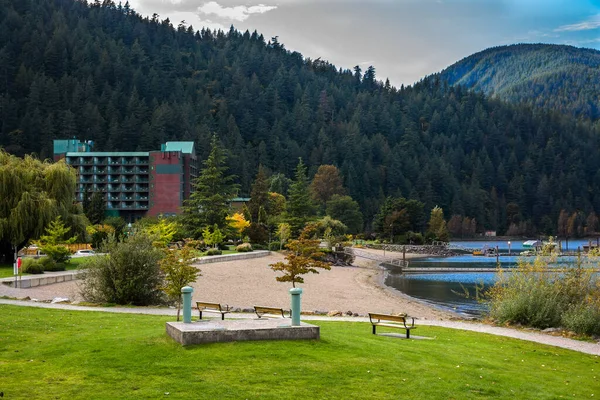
<box><xmin>383</xmin><ymin>239</ymin><xmax>599</xmax><ymax>316</ymax></box>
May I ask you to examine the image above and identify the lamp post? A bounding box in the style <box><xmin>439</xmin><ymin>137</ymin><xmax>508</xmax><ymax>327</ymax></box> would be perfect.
<box><xmin>508</xmin><ymin>241</ymin><xmax>511</xmax><ymax>256</ymax></box>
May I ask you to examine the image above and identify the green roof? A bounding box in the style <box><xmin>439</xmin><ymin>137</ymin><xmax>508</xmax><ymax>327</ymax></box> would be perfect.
<box><xmin>231</xmin><ymin>197</ymin><xmax>250</xmax><ymax>202</ymax></box>
<box><xmin>54</xmin><ymin>139</ymin><xmax>93</xmax><ymax>154</ymax></box>
<box><xmin>164</xmin><ymin>142</ymin><xmax>195</xmax><ymax>154</ymax></box>
<box><xmin>66</xmin><ymin>152</ymin><xmax>149</xmax><ymax>157</ymax></box>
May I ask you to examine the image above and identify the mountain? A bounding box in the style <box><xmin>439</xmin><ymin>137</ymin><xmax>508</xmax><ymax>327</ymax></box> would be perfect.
<box><xmin>439</xmin><ymin>44</ymin><xmax>600</xmax><ymax>120</ymax></box>
<box><xmin>1</xmin><ymin>0</ymin><xmax>600</xmax><ymax>235</ymax></box>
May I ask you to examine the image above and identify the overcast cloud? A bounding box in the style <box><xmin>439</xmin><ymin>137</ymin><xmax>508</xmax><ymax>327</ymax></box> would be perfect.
<box><xmin>125</xmin><ymin>0</ymin><xmax>600</xmax><ymax>86</ymax></box>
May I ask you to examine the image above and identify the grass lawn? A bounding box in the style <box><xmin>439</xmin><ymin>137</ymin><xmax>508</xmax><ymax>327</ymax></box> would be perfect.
<box><xmin>0</xmin><ymin>257</ymin><xmax>89</xmax><ymax>279</ymax></box>
<box><xmin>0</xmin><ymin>305</ymin><xmax>598</xmax><ymax>399</ymax></box>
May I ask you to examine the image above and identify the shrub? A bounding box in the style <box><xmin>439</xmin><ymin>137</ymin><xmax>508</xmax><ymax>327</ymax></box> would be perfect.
<box><xmin>561</xmin><ymin>302</ymin><xmax>600</xmax><ymax>336</ymax></box>
<box><xmin>405</xmin><ymin>231</ymin><xmax>424</xmax><ymax>245</ymax></box>
<box><xmin>39</xmin><ymin>256</ymin><xmax>64</xmax><ymax>272</ymax></box>
<box><xmin>79</xmin><ymin>233</ymin><xmax>165</xmax><ymax>306</ymax></box>
<box><xmin>217</xmin><ymin>242</ymin><xmax>229</xmax><ymax>251</ymax></box>
<box><xmin>22</xmin><ymin>258</ymin><xmax>44</xmax><ymax>274</ymax></box>
<box><xmin>487</xmin><ymin>253</ymin><xmax>600</xmax><ymax>334</ymax></box>
<box><xmin>206</xmin><ymin>249</ymin><xmax>222</xmax><ymax>256</ymax></box>
<box><xmin>268</xmin><ymin>241</ymin><xmax>281</xmax><ymax>251</ymax></box>
<box><xmin>251</xmin><ymin>244</ymin><xmax>267</xmax><ymax>250</ymax></box>
<box><xmin>236</xmin><ymin>243</ymin><xmax>253</xmax><ymax>252</ymax></box>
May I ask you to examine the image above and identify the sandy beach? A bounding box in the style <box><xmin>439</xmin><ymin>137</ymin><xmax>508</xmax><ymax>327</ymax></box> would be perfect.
<box><xmin>193</xmin><ymin>250</ymin><xmax>454</xmax><ymax>319</ymax></box>
<box><xmin>0</xmin><ymin>249</ymin><xmax>455</xmax><ymax>320</ymax></box>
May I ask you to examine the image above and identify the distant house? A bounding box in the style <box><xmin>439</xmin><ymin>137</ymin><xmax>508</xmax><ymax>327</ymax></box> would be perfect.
<box><xmin>229</xmin><ymin>197</ymin><xmax>250</xmax><ymax>212</ymax></box>
<box><xmin>484</xmin><ymin>231</ymin><xmax>497</xmax><ymax>237</ymax></box>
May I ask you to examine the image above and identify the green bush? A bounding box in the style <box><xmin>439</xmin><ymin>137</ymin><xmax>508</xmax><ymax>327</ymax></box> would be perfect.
<box><xmin>488</xmin><ymin>277</ymin><xmax>564</xmax><ymax>329</ymax></box>
<box><xmin>39</xmin><ymin>256</ymin><xmax>64</xmax><ymax>272</ymax></box>
<box><xmin>268</xmin><ymin>241</ymin><xmax>281</xmax><ymax>251</ymax></box>
<box><xmin>405</xmin><ymin>231</ymin><xmax>424</xmax><ymax>245</ymax></box>
<box><xmin>236</xmin><ymin>243</ymin><xmax>253</xmax><ymax>252</ymax></box>
<box><xmin>561</xmin><ymin>302</ymin><xmax>600</xmax><ymax>336</ymax></box>
<box><xmin>22</xmin><ymin>258</ymin><xmax>44</xmax><ymax>274</ymax></box>
<box><xmin>206</xmin><ymin>249</ymin><xmax>222</xmax><ymax>256</ymax></box>
<box><xmin>79</xmin><ymin>233</ymin><xmax>165</xmax><ymax>306</ymax></box>
<box><xmin>487</xmin><ymin>254</ymin><xmax>600</xmax><ymax>335</ymax></box>
<box><xmin>252</xmin><ymin>244</ymin><xmax>267</xmax><ymax>250</ymax></box>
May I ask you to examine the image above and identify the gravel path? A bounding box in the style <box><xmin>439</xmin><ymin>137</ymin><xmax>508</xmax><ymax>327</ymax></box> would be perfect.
<box><xmin>1</xmin><ymin>299</ymin><xmax>598</xmax><ymax>356</ymax></box>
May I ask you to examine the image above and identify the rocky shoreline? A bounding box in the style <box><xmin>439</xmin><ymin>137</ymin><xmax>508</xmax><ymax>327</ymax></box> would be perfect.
<box><xmin>363</xmin><ymin>243</ymin><xmax>459</xmax><ymax>257</ymax></box>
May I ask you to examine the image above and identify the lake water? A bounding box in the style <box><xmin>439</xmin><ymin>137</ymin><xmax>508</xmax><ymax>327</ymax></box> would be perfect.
<box><xmin>382</xmin><ymin>239</ymin><xmax>600</xmax><ymax>316</ymax></box>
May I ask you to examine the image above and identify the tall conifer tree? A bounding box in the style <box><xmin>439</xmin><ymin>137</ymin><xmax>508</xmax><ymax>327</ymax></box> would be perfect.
<box><xmin>182</xmin><ymin>135</ymin><xmax>238</xmax><ymax>238</ymax></box>
<box><xmin>286</xmin><ymin>158</ymin><xmax>316</xmax><ymax>235</ymax></box>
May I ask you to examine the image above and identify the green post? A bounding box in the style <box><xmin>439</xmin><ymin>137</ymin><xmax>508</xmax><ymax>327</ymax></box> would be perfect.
<box><xmin>181</xmin><ymin>286</ymin><xmax>193</xmax><ymax>324</ymax></box>
<box><xmin>289</xmin><ymin>287</ymin><xmax>303</xmax><ymax>326</ymax></box>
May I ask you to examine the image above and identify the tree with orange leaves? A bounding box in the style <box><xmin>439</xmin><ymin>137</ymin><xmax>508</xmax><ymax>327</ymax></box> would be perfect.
<box><xmin>269</xmin><ymin>227</ymin><xmax>332</xmax><ymax>287</ymax></box>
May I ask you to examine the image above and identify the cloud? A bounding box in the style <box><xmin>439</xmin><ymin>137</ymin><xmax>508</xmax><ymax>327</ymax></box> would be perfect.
<box><xmin>198</xmin><ymin>1</ymin><xmax>277</xmax><ymax>22</ymax></box>
<box><xmin>554</xmin><ymin>14</ymin><xmax>600</xmax><ymax>31</ymax></box>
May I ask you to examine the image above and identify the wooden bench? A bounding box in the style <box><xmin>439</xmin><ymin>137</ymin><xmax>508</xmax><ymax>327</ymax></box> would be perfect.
<box><xmin>254</xmin><ymin>306</ymin><xmax>291</xmax><ymax>319</ymax></box>
<box><xmin>368</xmin><ymin>313</ymin><xmax>417</xmax><ymax>338</ymax></box>
<box><xmin>196</xmin><ymin>301</ymin><xmax>232</xmax><ymax>320</ymax></box>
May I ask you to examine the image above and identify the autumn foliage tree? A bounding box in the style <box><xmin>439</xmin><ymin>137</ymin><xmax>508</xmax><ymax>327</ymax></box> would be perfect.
<box><xmin>228</xmin><ymin>213</ymin><xmax>250</xmax><ymax>241</ymax></box>
<box><xmin>310</xmin><ymin>165</ymin><xmax>345</xmax><ymax>209</ymax></box>
<box><xmin>270</xmin><ymin>228</ymin><xmax>332</xmax><ymax>288</ymax></box>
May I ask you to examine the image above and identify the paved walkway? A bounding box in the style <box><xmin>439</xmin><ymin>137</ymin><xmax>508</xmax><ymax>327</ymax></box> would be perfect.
<box><xmin>1</xmin><ymin>299</ymin><xmax>598</xmax><ymax>356</ymax></box>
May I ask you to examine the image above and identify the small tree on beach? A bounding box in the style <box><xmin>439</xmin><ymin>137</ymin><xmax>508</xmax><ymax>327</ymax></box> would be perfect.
<box><xmin>160</xmin><ymin>246</ymin><xmax>200</xmax><ymax>321</ymax></box>
<box><xmin>270</xmin><ymin>228</ymin><xmax>331</xmax><ymax>288</ymax></box>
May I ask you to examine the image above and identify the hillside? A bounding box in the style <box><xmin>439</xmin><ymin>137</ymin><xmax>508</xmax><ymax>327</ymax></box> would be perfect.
<box><xmin>439</xmin><ymin>43</ymin><xmax>600</xmax><ymax>119</ymax></box>
<box><xmin>1</xmin><ymin>0</ymin><xmax>600</xmax><ymax>235</ymax></box>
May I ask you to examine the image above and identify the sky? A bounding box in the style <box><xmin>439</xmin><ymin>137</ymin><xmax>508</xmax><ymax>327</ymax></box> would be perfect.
<box><xmin>126</xmin><ymin>0</ymin><xmax>600</xmax><ymax>86</ymax></box>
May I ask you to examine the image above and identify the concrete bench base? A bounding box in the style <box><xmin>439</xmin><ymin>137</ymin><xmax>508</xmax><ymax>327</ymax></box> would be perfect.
<box><xmin>166</xmin><ymin>318</ymin><xmax>320</xmax><ymax>345</ymax></box>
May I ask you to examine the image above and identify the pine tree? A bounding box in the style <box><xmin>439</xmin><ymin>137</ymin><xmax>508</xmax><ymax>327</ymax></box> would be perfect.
<box><xmin>247</xmin><ymin>165</ymin><xmax>270</xmax><ymax>223</ymax></box>
<box><xmin>286</xmin><ymin>158</ymin><xmax>316</xmax><ymax>236</ymax></box>
<box><xmin>246</xmin><ymin>165</ymin><xmax>270</xmax><ymax>243</ymax></box>
<box><xmin>182</xmin><ymin>135</ymin><xmax>238</xmax><ymax>238</ymax></box>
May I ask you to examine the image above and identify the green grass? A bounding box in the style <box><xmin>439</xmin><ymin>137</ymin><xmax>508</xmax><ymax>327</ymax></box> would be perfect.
<box><xmin>0</xmin><ymin>263</ymin><xmax>13</xmax><ymax>278</ymax></box>
<box><xmin>0</xmin><ymin>257</ymin><xmax>88</xmax><ymax>278</ymax></box>
<box><xmin>0</xmin><ymin>305</ymin><xmax>598</xmax><ymax>399</ymax></box>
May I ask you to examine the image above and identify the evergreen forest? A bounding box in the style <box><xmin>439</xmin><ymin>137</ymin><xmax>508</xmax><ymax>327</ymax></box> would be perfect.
<box><xmin>439</xmin><ymin>43</ymin><xmax>600</xmax><ymax>120</ymax></box>
<box><xmin>2</xmin><ymin>0</ymin><xmax>600</xmax><ymax>236</ymax></box>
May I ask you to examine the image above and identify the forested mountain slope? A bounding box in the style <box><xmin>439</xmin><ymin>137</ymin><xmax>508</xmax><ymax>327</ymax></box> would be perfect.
<box><xmin>439</xmin><ymin>44</ymin><xmax>600</xmax><ymax>120</ymax></box>
<box><xmin>1</xmin><ymin>0</ymin><xmax>600</xmax><ymax>234</ymax></box>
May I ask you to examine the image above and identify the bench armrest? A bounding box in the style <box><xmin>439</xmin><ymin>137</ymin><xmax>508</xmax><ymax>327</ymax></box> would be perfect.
<box><xmin>403</xmin><ymin>317</ymin><xmax>416</xmax><ymax>329</ymax></box>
